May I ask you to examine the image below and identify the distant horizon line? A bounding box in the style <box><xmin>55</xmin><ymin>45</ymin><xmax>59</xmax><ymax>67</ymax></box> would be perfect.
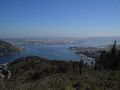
<box><xmin>1</xmin><ymin>36</ymin><xmax>120</xmax><ymax>40</ymax></box>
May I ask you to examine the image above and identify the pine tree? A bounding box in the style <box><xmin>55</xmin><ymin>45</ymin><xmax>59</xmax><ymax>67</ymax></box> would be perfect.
<box><xmin>94</xmin><ymin>61</ymin><xmax>97</xmax><ymax>71</ymax></box>
<box><xmin>111</xmin><ymin>40</ymin><xmax>118</xmax><ymax>70</ymax></box>
<box><xmin>111</xmin><ymin>40</ymin><xmax>117</xmax><ymax>55</ymax></box>
<box><xmin>79</xmin><ymin>59</ymin><xmax>84</xmax><ymax>74</ymax></box>
<box><xmin>98</xmin><ymin>40</ymin><xmax>120</xmax><ymax>70</ymax></box>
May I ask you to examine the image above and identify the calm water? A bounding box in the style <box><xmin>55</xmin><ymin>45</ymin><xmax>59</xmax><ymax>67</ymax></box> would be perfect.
<box><xmin>0</xmin><ymin>44</ymin><xmax>93</xmax><ymax>64</ymax></box>
<box><xmin>1</xmin><ymin>37</ymin><xmax>119</xmax><ymax>64</ymax></box>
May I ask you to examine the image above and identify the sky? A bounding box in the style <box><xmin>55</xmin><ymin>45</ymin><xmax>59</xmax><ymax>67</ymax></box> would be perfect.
<box><xmin>0</xmin><ymin>0</ymin><xmax>120</xmax><ymax>38</ymax></box>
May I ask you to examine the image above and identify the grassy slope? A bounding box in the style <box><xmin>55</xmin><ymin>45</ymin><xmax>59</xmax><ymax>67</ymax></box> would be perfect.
<box><xmin>0</xmin><ymin>56</ymin><xmax>120</xmax><ymax>90</ymax></box>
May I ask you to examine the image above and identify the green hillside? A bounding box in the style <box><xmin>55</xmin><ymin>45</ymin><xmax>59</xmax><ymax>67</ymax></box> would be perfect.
<box><xmin>0</xmin><ymin>56</ymin><xmax>119</xmax><ymax>90</ymax></box>
<box><xmin>0</xmin><ymin>40</ymin><xmax>20</xmax><ymax>56</ymax></box>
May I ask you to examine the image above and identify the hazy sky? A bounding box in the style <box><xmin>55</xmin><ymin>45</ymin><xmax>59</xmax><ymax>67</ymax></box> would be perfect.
<box><xmin>0</xmin><ymin>0</ymin><xmax>120</xmax><ymax>38</ymax></box>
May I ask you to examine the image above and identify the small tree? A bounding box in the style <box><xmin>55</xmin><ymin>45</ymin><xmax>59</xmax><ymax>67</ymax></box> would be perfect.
<box><xmin>111</xmin><ymin>40</ymin><xmax>118</xmax><ymax>70</ymax></box>
<box><xmin>94</xmin><ymin>61</ymin><xmax>97</xmax><ymax>71</ymax></box>
<box><xmin>111</xmin><ymin>40</ymin><xmax>117</xmax><ymax>55</ymax></box>
<box><xmin>79</xmin><ymin>59</ymin><xmax>84</xmax><ymax>74</ymax></box>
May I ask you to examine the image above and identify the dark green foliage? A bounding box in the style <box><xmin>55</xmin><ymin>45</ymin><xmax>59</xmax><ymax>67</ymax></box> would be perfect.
<box><xmin>98</xmin><ymin>41</ymin><xmax>120</xmax><ymax>70</ymax></box>
<box><xmin>79</xmin><ymin>59</ymin><xmax>84</xmax><ymax>74</ymax></box>
<box><xmin>111</xmin><ymin>40</ymin><xmax>117</xmax><ymax>54</ymax></box>
<box><xmin>94</xmin><ymin>62</ymin><xmax>97</xmax><ymax>71</ymax></box>
<box><xmin>8</xmin><ymin>56</ymin><xmax>81</xmax><ymax>83</ymax></box>
<box><xmin>0</xmin><ymin>56</ymin><xmax>120</xmax><ymax>90</ymax></box>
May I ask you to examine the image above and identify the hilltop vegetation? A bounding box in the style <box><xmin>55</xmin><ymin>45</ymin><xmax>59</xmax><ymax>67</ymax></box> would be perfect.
<box><xmin>96</xmin><ymin>41</ymin><xmax>120</xmax><ymax>70</ymax></box>
<box><xmin>0</xmin><ymin>40</ymin><xmax>20</xmax><ymax>56</ymax></box>
<box><xmin>0</xmin><ymin>41</ymin><xmax>120</xmax><ymax>90</ymax></box>
<box><xmin>0</xmin><ymin>56</ymin><xmax>119</xmax><ymax>90</ymax></box>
